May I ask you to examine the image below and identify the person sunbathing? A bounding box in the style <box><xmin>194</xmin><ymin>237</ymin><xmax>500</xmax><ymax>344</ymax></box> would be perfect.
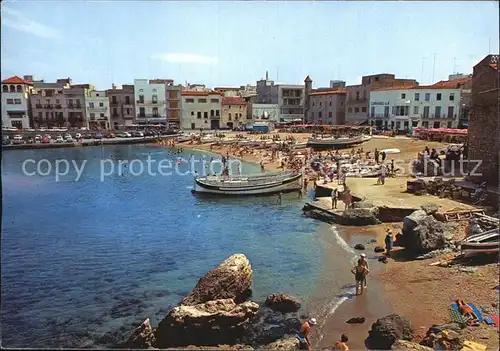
<box><xmin>456</xmin><ymin>299</ymin><xmax>479</xmax><ymax>322</ymax></box>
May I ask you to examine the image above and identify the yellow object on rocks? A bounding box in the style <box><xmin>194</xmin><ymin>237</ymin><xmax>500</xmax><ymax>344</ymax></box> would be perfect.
<box><xmin>461</xmin><ymin>340</ymin><xmax>487</xmax><ymax>350</ymax></box>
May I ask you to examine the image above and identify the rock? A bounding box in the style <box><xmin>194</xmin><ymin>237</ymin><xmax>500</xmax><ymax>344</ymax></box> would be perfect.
<box><xmin>242</xmin><ymin>307</ymin><xmax>302</xmax><ymax>346</ymax></box>
<box><xmin>263</xmin><ymin>336</ymin><xmax>299</xmax><ymax>350</ymax></box>
<box><xmin>120</xmin><ymin>318</ymin><xmax>156</xmax><ymax>349</ymax></box>
<box><xmin>378</xmin><ymin>256</ymin><xmax>388</xmax><ymax>263</ymax></box>
<box><xmin>264</xmin><ymin>294</ymin><xmax>301</xmax><ymax>313</ymax></box>
<box><xmin>352</xmin><ymin>200</ymin><xmax>375</xmax><ymax>209</ymax></box>
<box><xmin>391</xmin><ymin>340</ymin><xmax>432</xmax><ymax>350</ymax></box>
<box><xmin>341</xmin><ymin>207</ymin><xmax>381</xmax><ymax>225</ymax></box>
<box><xmin>368</xmin><ymin>239</ymin><xmax>377</xmax><ymax>244</ymax></box>
<box><xmin>459</xmin><ymin>266</ymin><xmax>478</xmax><ymax>273</ymax></box>
<box><xmin>420</xmin><ymin>328</ymin><xmax>464</xmax><ymax>349</ymax></box>
<box><xmin>155</xmin><ymin>299</ymin><xmax>259</xmax><ymax>348</ymax></box>
<box><xmin>366</xmin><ymin>314</ymin><xmax>413</xmax><ymax>350</ymax></box>
<box><xmin>421</xmin><ymin>203</ymin><xmax>439</xmax><ymax>215</ymax></box>
<box><xmin>181</xmin><ymin>254</ymin><xmax>253</xmax><ymax>306</ymax></box>
<box><xmin>346</xmin><ymin>317</ymin><xmax>366</xmax><ymax>324</ymax></box>
<box><xmin>375</xmin><ymin>246</ymin><xmax>385</xmax><ymax>253</ymax></box>
<box><xmin>415</xmin><ymin>248</ymin><xmax>454</xmax><ymax>260</ymax></box>
<box><xmin>354</xmin><ymin>244</ymin><xmax>366</xmax><ymax>250</ymax></box>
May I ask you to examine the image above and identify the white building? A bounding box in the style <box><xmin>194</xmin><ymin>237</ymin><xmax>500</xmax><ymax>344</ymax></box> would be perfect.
<box><xmin>134</xmin><ymin>79</ymin><xmax>167</xmax><ymax>125</ymax></box>
<box><xmin>1</xmin><ymin>76</ymin><xmax>33</xmax><ymax>129</ymax></box>
<box><xmin>86</xmin><ymin>90</ymin><xmax>110</xmax><ymax>129</ymax></box>
<box><xmin>369</xmin><ymin>77</ymin><xmax>472</xmax><ymax>130</ymax></box>
<box><xmin>180</xmin><ymin>91</ymin><xmax>222</xmax><ymax>130</ymax></box>
<box><xmin>251</xmin><ymin>103</ymin><xmax>280</xmax><ymax>122</ymax></box>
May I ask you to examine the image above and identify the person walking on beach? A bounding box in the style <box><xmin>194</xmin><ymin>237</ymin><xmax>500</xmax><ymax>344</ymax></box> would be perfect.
<box><xmin>360</xmin><ymin>253</ymin><xmax>369</xmax><ymax>289</ymax></box>
<box><xmin>331</xmin><ymin>187</ymin><xmax>338</xmax><ymax>209</ymax></box>
<box><xmin>297</xmin><ymin>318</ymin><xmax>317</xmax><ymax>350</ymax></box>
<box><xmin>374</xmin><ymin>148</ymin><xmax>380</xmax><ymax>164</ymax></box>
<box><xmin>343</xmin><ymin>184</ymin><xmax>352</xmax><ymax>211</ymax></box>
<box><xmin>385</xmin><ymin>229</ymin><xmax>394</xmax><ymax>258</ymax></box>
<box><xmin>380</xmin><ymin>165</ymin><xmax>387</xmax><ymax>185</ymax></box>
<box><xmin>277</xmin><ymin>192</ymin><xmax>283</xmax><ymax>205</ymax></box>
<box><xmin>333</xmin><ymin>333</ymin><xmax>349</xmax><ymax>351</ymax></box>
<box><xmin>381</xmin><ymin>150</ymin><xmax>387</xmax><ymax>163</ymax></box>
<box><xmin>351</xmin><ymin>259</ymin><xmax>369</xmax><ymax>296</ymax></box>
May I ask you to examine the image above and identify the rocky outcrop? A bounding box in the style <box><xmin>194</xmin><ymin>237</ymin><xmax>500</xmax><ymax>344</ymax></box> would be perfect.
<box><xmin>181</xmin><ymin>254</ymin><xmax>253</xmax><ymax>306</ymax></box>
<box><xmin>421</xmin><ymin>203</ymin><xmax>439</xmax><ymax>215</ymax></box>
<box><xmin>264</xmin><ymin>294</ymin><xmax>301</xmax><ymax>313</ymax></box>
<box><xmin>155</xmin><ymin>299</ymin><xmax>259</xmax><ymax>348</ymax></box>
<box><xmin>391</xmin><ymin>340</ymin><xmax>432</xmax><ymax>350</ymax></box>
<box><xmin>352</xmin><ymin>200</ymin><xmax>375</xmax><ymax>209</ymax></box>
<box><xmin>366</xmin><ymin>314</ymin><xmax>413</xmax><ymax>350</ymax></box>
<box><xmin>242</xmin><ymin>308</ymin><xmax>302</xmax><ymax>346</ymax></box>
<box><xmin>401</xmin><ymin>210</ymin><xmax>459</xmax><ymax>254</ymax></box>
<box><xmin>374</xmin><ymin>246</ymin><xmax>385</xmax><ymax>253</ymax></box>
<box><xmin>420</xmin><ymin>328</ymin><xmax>463</xmax><ymax>349</ymax></box>
<box><xmin>354</xmin><ymin>244</ymin><xmax>366</xmax><ymax>250</ymax></box>
<box><xmin>262</xmin><ymin>336</ymin><xmax>299</xmax><ymax>350</ymax></box>
<box><xmin>346</xmin><ymin>317</ymin><xmax>366</xmax><ymax>324</ymax></box>
<box><xmin>342</xmin><ymin>207</ymin><xmax>381</xmax><ymax>225</ymax></box>
<box><xmin>119</xmin><ymin>318</ymin><xmax>156</xmax><ymax>349</ymax></box>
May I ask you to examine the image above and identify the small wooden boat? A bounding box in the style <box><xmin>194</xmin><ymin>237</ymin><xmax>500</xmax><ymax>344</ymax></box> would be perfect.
<box><xmin>461</xmin><ymin>229</ymin><xmax>499</xmax><ymax>256</ymax></box>
<box><xmin>307</xmin><ymin>135</ymin><xmax>364</xmax><ymax>149</ymax></box>
<box><xmin>176</xmin><ymin>135</ymin><xmax>193</xmax><ymax>143</ymax></box>
<box><xmin>192</xmin><ymin>171</ymin><xmax>302</xmax><ymax>196</ymax></box>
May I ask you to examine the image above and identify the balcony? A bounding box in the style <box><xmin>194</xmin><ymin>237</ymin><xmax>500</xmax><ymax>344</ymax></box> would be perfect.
<box><xmin>123</xmin><ymin>115</ymin><xmax>135</xmax><ymax>119</ymax></box>
<box><xmin>370</xmin><ymin>114</ymin><xmax>389</xmax><ymax>119</ymax></box>
<box><xmin>35</xmin><ymin>104</ymin><xmax>43</xmax><ymax>108</ymax></box>
<box><xmin>44</xmin><ymin>104</ymin><xmax>53</xmax><ymax>109</ymax></box>
<box><xmin>210</xmin><ymin>115</ymin><xmax>220</xmax><ymax>120</ymax></box>
<box><xmin>55</xmin><ymin>104</ymin><xmax>62</xmax><ymax>109</ymax></box>
<box><xmin>136</xmin><ymin>114</ymin><xmax>166</xmax><ymax>119</ymax></box>
<box><xmin>88</xmin><ymin>106</ymin><xmax>108</xmax><ymax>111</ymax></box>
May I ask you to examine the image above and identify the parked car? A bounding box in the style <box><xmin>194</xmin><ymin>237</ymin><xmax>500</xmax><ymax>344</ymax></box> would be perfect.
<box><xmin>75</xmin><ymin>133</ymin><xmax>82</xmax><ymax>139</ymax></box>
<box><xmin>55</xmin><ymin>135</ymin><xmax>64</xmax><ymax>143</ymax></box>
<box><xmin>82</xmin><ymin>133</ymin><xmax>93</xmax><ymax>139</ymax></box>
<box><xmin>34</xmin><ymin>134</ymin><xmax>42</xmax><ymax>142</ymax></box>
<box><xmin>44</xmin><ymin>134</ymin><xmax>52</xmax><ymax>140</ymax></box>
<box><xmin>105</xmin><ymin>132</ymin><xmax>116</xmax><ymax>138</ymax></box>
<box><xmin>2</xmin><ymin>136</ymin><xmax>11</xmax><ymax>145</ymax></box>
<box><xmin>12</xmin><ymin>135</ymin><xmax>24</xmax><ymax>144</ymax></box>
<box><xmin>93</xmin><ymin>132</ymin><xmax>104</xmax><ymax>139</ymax></box>
<box><xmin>65</xmin><ymin>136</ymin><xmax>74</xmax><ymax>143</ymax></box>
<box><xmin>27</xmin><ymin>137</ymin><xmax>35</xmax><ymax>144</ymax></box>
<box><xmin>131</xmin><ymin>131</ymin><xmax>144</xmax><ymax>137</ymax></box>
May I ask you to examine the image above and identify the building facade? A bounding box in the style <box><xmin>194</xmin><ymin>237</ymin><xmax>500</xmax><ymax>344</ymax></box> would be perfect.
<box><xmin>180</xmin><ymin>91</ymin><xmax>222</xmax><ymax>130</ymax></box>
<box><xmin>1</xmin><ymin>76</ymin><xmax>33</xmax><ymax>129</ymax></box>
<box><xmin>251</xmin><ymin>103</ymin><xmax>280</xmax><ymax>122</ymax></box>
<box><xmin>467</xmin><ymin>54</ymin><xmax>499</xmax><ymax>185</ymax></box>
<box><xmin>369</xmin><ymin>77</ymin><xmax>471</xmax><ymax>130</ymax></box>
<box><xmin>345</xmin><ymin>74</ymin><xmax>418</xmax><ymax>125</ymax></box>
<box><xmin>134</xmin><ymin>79</ymin><xmax>168</xmax><ymax>125</ymax></box>
<box><xmin>108</xmin><ymin>84</ymin><xmax>135</xmax><ymax>127</ymax></box>
<box><xmin>221</xmin><ymin>97</ymin><xmax>248</xmax><ymax>129</ymax></box>
<box><xmin>272</xmin><ymin>84</ymin><xmax>304</xmax><ymax>123</ymax></box>
<box><xmin>166</xmin><ymin>85</ymin><xmax>182</xmax><ymax>127</ymax></box>
<box><xmin>307</xmin><ymin>90</ymin><xmax>346</xmax><ymax>125</ymax></box>
<box><xmin>86</xmin><ymin>90</ymin><xmax>110</xmax><ymax>130</ymax></box>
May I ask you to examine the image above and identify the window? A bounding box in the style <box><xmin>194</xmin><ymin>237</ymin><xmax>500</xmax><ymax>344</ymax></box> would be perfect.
<box><xmin>56</xmin><ymin>99</ymin><xmax>60</xmax><ymax>104</ymax></box>
<box><xmin>14</xmin><ymin>99</ymin><xmax>21</xmax><ymax>104</ymax></box>
<box><xmin>126</xmin><ymin>108</ymin><xmax>130</xmax><ymax>114</ymax></box>
<box><xmin>153</xmin><ymin>107</ymin><xmax>159</xmax><ymax>117</ymax></box>
<box><xmin>356</xmin><ymin>92</ymin><xmax>360</xmax><ymax>100</ymax></box>
<box><xmin>185</xmin><ymin>98</ymin><xmax>195</xmax><ymax>103</ymax></box>
<box><xmin>68</xmin><ymin>99</ymin><xmax>73</xmax><ymax>106</ymax></box>
<box><xmin>139</xmin><ymin>95</ymin><xmax>144</xmax><ymax>103</ymax></box>
<box><xmin>449</xmin><ymin>93</ymin><xmax>455</xmax><ymax>101</ymax></box>
<box><xmin>216</xmin><ymin>110</ymin><xmax>220</xmax><ymax>116</ymax></box>
<box><xmin>319</xmin><ymin>102</ymin><xmax>322</xmax><ymax>106</ymax></box>
<box><xmin>139</xmin><ymin>107</ymin><xmax>145</xmax><ymax>116</ymax></box>
<box><xmin>113</xmin><ymin>108</ymin><xmax>118</xmax><ymax>116</ymax></box>
<box><xmin>38</xmin><ymin>112</ymin><xmax>43</xmax><ymax>118</ymax></box>
<box><xmin>191</xmin><ymin>111</ymin><xmax>194</xmax><ymax>116</ymax></box>
<box><xmin>415</xmin><ymin>93</ymin><xmax>420</xmax><ymax>101</ymax></box>
<box><xmin>425</xmin><ymin>93</ymin><xmax>430</xmax><ymax>101</ymax></box>
<box><xmin>197</xmin><ymin>112</ymin><xmax>202</xmax><ymax>119</ymax></box>
<box><xmin>112</xmin><ymin>96</ymin><xmax>117</xmax><ymax>104</ymax></box>
<box><xmin>152</xmin><ymin>95</ymin><xmax>158</xmax><ymax>103</ymax></box>
<box><xmin>329</xmin><ymin>101</ymin><xmax>332</xmax><ymax>106</ymax></box>
<box><xmin>354</xmin><ymin>107</ymin><xmax>359</xmax><ymax>113</ymax></box>
<box><xmin>125</xmin><ymin>96</ymin><xmax>130</xmax><ymax>104</ymax></box>
<box><xmin>414</xmin><ymin>106</ymin><xmax>419</xmax><ymax>115</ymax></box>
<box><xmin>204</xmin><ymin>112</ymin><xmax>208</xmax><ymax>118</ymax></box>
<box><xmin>198</xmin><ymin>98</ymin><xmax>207</xmax><ymax>103</ymax></box>
<box><xmin>347</xmin><ymin>107</ymin><xmax>352</xmax><ymax>113</ymax></box>
<box><xmin>447</xmin><ymin>122</ymin><xmax>453</xmax><ymax>128</ymax></box>
<box><xmin>9</xmin><ymin>85</ymin><xmax>15</xmax><ymax>92</ymax></box>
<box><xmin>139</xmin><ymin>89</ymin><xmax>144</xmax><ymax>92</ymax></box>
<box><xmin>228</xmin><ymin>113</ymin><xmax>232</xmax><ymax>121</ymax></box>
<box><xmin>152</xmin><ymin>89</ymin><xmax>157</xmax><ymax>93</ymax></box>
<box><xmin>328</xmin><ymin>111</ymin><xmax>332</xmax><ymax>118</ymax></box>
<box><xmin>210</xmin><ymin>110</ymin><xmax>214</xmax><ymax>117</ymax></box>
<box><xmin>210</xmin><ymin>98</ymin><xmax>219</xmax><ymax>103</ymax></box>
<box><xmin>435</xmin><ymin>106</ymin><xmax>441</xmax><ymax>118</ymax></box>
<box><xmin>90</xmin><ymin>113</ymin><xmax>96</xmax><ymax>119</ymax></box>
<box><xmin>76</xmin><ymin>99</ymin><xmax>81</xmax><ymax>106</ymax></box>
<box><xmin>6</xmin><ymin>99</ymin><xmax>14</xmax><ymax>104</ymax></box>
<box><xmin>436</xmin><ymin>93</ymin><xmax>442</xmax><ymax>101</ymax></box>
<box><xmin>89</xmin><ymin>102</ymin><xmax>95</xmax><ymax>108</ymax></box>
<box><xmin>361</xmin><ymin>107</ymin><xmax>367</xmax><ymax>112</ymax></box>
<box><xmin>384</xmin><ymin>106</ymin><xmax>389</xmax><ymax>117</ymax></box>
<box><xmin>447</xmin><ymin>106</ymin><xmax>454</xmax><ymax>118</ymax></box>
<box><xmin>99</xmin><ymin>102</ymin><xmax>104</xmax><ymax>107</ymax></box>
<box><xmin>423</xmin><ymin>106</ymin><xmax>430</xmax><ymax>118</ymax></box>
<box><xmin>2</xmin><ymin>85</ymin><xmax>8</xmax><ymax>92</ymax></box>
<box><xmin>100</xmin><ymin>113</ymin><xmax>105</xmax><ymax>118</ymax></box>
<box><xmin>401</xmin><ymin>93</ymin><xmax>406</xmax><ymax>99</ymax></box>
<box><xmin>16</xmin><ymin>85</ymin><xmax>22</xmax><ymax>92</ymax></box>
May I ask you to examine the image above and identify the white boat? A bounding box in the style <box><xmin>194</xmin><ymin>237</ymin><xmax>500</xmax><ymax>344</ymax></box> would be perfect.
<box><xmin>381</xmin><ymin>148</ymin><xmax>400</xmax><ymax>154</ymax></box>
<box><xmin>290</xmin><ymin>142</ymin><xmax>308</xmax><ymax>149</ymax></box>
<box><xmin>176</xmin><ymin>135</ymin><xmax>193</xmax><ymax>143</ymax></box>
<box><xmin>461</xmin><ymin>229</ymin><xmax>499</xmax><ymax>256</ymax></box>
<box><xmin>307</xmin><ymin>135</ymin><xmax>365</xmax><ymax>148</ymax></box>
<box><xmin>192</xmin><ymin>171</ymin><xmax>302</xmax><ymax>196</ymax></box>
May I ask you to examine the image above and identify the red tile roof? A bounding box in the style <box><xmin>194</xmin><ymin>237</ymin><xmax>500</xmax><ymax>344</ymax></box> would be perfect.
<box><xmin>222</xmin><ymin>97</ymin><xmax>246</xmax><ymax>105</ymax></box>
<box><xmin>309</xmin><ymin>89</ymin><xmax>346</xmax><ymax>96</ymax></box>
<box><xmin>304</xmin><ymin>75</ymin><xmax>313</xmax><ymax>82</ymax></box>
<box><xmin>181</xmin><ymin>90</ymin><xmax>222</xmax><ymax>96</ymax></box>
<box><xmin>2</xmin><ymin>76</ymin><xmax>32</xmax><ymax>85</ymax></box>
<box><xmin>371</xmin><ymin>77</ymin><xmax>471</xmax><ymax>92</ymax></box>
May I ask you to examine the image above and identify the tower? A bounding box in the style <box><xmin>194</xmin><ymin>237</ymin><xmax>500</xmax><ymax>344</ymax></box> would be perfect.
<box><xmin>304</xmin><ymin>75</ymin><xmax>313</xmax><ymax>123</ymax></box>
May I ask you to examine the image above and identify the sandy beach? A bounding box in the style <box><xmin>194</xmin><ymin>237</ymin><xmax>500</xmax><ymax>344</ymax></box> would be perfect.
<box><xmin>165</xmin><ymin>131</ymin><xmax>499</xmax><ymax>350</ymax></box>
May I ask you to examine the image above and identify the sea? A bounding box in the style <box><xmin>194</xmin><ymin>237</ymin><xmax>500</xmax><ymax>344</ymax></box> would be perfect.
<box><xmin>1</xmin><ymin>144</ymin><xmax>359</xmax><ymax>348</ymax></box>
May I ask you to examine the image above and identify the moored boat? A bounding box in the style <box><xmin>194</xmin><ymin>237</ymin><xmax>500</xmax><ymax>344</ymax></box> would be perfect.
<box><xmin>192</xmin><ymin>171</ymin><xmax>302</xmax><ymax>196</ymax></box>
<box><xmin>307</xmin><ymin>135</ymin><xmax>365</xmax><ymax>148</ymax></box>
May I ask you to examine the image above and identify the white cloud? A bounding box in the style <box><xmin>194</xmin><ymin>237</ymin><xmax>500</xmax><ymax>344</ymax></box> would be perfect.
<box><xmin>151</xmin><ymin>53</ymin><xmax>218</xmax><ymax>65</ymax></box>
<box><xmin>1</xmin><ymin>6</ymin><xmax>62</xmax><ymax>39</ymax></box>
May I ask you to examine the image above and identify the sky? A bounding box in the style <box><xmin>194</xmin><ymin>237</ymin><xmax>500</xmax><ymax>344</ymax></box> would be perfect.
<box><xmin>1</xmin><ymin>1</ymin><xmax>499</xmax><ymax>90</ymax></box>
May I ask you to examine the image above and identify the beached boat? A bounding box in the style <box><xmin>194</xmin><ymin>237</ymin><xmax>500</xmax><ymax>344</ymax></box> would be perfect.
<box><xmin>381</xmin><ymin>148</ymin><xmax>400</xmax><ymax>154</ymax></box>
<box><xmin>307</xmin><ymin>135</ymin><xmax>365</xmax><ymax>148</ymax></box>
<box><xmin>290</xmin><ymin>142</ymin><xmax>308</xmax><ymax>150</ymax></box>
<box><xmin>192</xmin><ymin>171</ymin><xmax>302</xmax><ymax>196</ymax></box>
<box><xmin>176</xmin><ymin>135</ymin><xmax>193</xmax><ymax>143</ymax></box>
<box><xmin>461</xmin><ymin>229</ymin><xmax>499</xmax><ymax>256</ymax></box>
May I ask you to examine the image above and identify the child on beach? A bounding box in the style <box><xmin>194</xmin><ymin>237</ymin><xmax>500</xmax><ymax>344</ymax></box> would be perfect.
<box><xmin>333</xmin><ymin>333</ymin><xmax>349</xmax><ymax>351</ymax></box>
<box><xmin>351</xmin><ymin>259</ymin><xmax>369</xmax><ymax>295</ymax></box>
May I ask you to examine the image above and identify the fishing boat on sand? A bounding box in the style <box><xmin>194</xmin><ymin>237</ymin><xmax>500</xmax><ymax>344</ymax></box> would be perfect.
<box><xmin>192</xmin><ymin>171</ymin><xmax>302</xmax><ymax>196</ymax></box>
<box><xmin>460</xmin><ymin>229</ymin><xmax>499</xmax><ymax>256</ymax></box>
<box><xmin>307</xmin><ymin>135</ymin><xmax>366</xmax><ymax>148</ymax></box>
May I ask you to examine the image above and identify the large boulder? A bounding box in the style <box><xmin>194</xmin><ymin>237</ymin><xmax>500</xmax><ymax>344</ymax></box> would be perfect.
<box><xmin>242</xmin><ymin>307</ymin><xmax>302</xmax><ymax>346</ymax></box>
<box><xmin>264</xmin><ymin>294</ymin><xmax>301</xmax><ymax>313</ymax></box>
<box><xmin>341</xmin><ymin>207</ymin><xmax>381</xmax><ymax>225</ymax></box>
<box><xmin>352</xmin><ymin>200</ymin><xmax>375</xmax><ymax>209</ymax></box>
<box><xmin>366</xmin><ymin>314</ymin><xmax>413</xmax><ymax>350</ymax></box>
<box><xmin>119</xmin><ymin>318</ymin><xmax>157</xmax><ymax>349</ymax></box>
<box><xmin>181</xmin><ymin>254</ymin><xmax>253</xmax><ymax>306</ymax></box>
<box><xmin>155</xmin><ymin>299</ymin><xmax>259</xmax><ymax>348</ymax></box>
<box><xmin>420</xmin><ymin>203</ymin><xmax>439</xmax><ymax>215</ymax></box>
<box><xmin>263</xmin><ymin>336</ymin><xmax>299</xmax><ymax>350</ymax></box>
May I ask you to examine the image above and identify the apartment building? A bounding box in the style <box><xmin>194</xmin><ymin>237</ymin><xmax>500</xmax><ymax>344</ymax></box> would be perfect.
<box><xmin>134</xmin><ymin>79</ymin><xmax>168</xmax><ymax>125</ymax></box>
<box><xmin>1</xmin><ymin>76</ymin><xmax>33</xmax><ymax>129</ymax></box>
<box><xmin>307</xmin><ymin>90</ymin><xmax>346</xmax><ymax>125</ymax></box>
<box><xmin>30</xmin><ymin>78</ymin><xmax>90</xmax><ymax>128</ymax></box>
<box><xmin>345</xmin><ymin>74</ymin><xmax>418</xmax><ymax>125</ymax></box>
<box><xmin>369</xmin><ymin>76</ymin><xmax>472</xmax><ymax>130</ymax></box>
<box><xmin>180</xmin><ymin>91</ymin><xmax>222</xmax><ymax>130</ymax></box>
<box><xmin>86</xmin><ymin>90</ymin><xmax>110</xmax><ymax>130</ymax></box>
<box><xmin>467</xmin><ymin>54</ymin><xmax>499</xmax><ymax>185</ymax></box>
<box><xmin>107</xmin><ymin>84</ymin><xmax>135</xmax><ymax>127</ymax></box>
<box><xmin>166</xmin><ymin>85</ymin><xmax>182</xmax><ymax>127</ymax></box>
<box><xmin>221</xmin><ymin>97</ymin><xmax>248</xmax><ymax>129</ymax></box>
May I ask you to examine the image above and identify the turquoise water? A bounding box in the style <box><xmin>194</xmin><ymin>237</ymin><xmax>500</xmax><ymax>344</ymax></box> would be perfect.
<box><xmin>1</xmin><ymin>144</ymin><xmax>324</xmax><ymax>348</ymax></box>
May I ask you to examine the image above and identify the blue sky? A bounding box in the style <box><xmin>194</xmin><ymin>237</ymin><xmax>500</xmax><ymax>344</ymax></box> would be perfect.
<box><xmin>1</xmin><ymin>1</ymin><xmax>498</xmax><ymax>90</ymax></box>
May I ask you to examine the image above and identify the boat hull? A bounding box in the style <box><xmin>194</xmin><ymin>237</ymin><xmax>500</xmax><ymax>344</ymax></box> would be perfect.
<box><xmin>461</xmin><ymin>242</ymin><xmax>499</xmax><ymax>256</ymax></box>
<box><xmin>307</xmin><ymin>135</ymin><xmax>365</xmax><ymax>149</ymax></box>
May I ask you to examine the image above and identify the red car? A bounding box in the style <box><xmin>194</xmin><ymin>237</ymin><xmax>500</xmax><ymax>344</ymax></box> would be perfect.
<box><xmin>41</xmin><ymin>137</ymin><xmax>51</xmax><ymax>143</ymax></box>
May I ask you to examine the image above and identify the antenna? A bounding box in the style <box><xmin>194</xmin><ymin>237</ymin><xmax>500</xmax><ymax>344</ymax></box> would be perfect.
<box><xmin>432</xmin><ymin>53</ymin><xmax>437</xmax><ymax>83</ymax></box>
<box><xmin>420</xmin><ymin>57</ymin><xmax>425</xmax><ymax>83</ymax></box>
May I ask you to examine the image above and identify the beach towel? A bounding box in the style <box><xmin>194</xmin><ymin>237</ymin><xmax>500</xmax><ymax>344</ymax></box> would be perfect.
<box><xmin>449</xmin><ymin>308</ymin><xmax>471</xmax><ymax>326</ymax></box>
<box><xmin>451</xmin><ymin>303</ymin><xmax>484</xmax><ymax>324</ymax></box>
<box><xmin>484</xmin><ymin>317</ymin><xmax>495</xmax><ymax>325</ymax></box>
<box><xmin>461</xmin><ymin>340</ymin><xmax>487</xmax><ymax>351</ymax></box>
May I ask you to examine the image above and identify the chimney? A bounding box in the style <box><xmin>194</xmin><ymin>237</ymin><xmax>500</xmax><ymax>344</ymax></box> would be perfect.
<box><xmin>266</xmin><ymin>71</ymin><xmax>269</xmax><ymax>80</ymax></box>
